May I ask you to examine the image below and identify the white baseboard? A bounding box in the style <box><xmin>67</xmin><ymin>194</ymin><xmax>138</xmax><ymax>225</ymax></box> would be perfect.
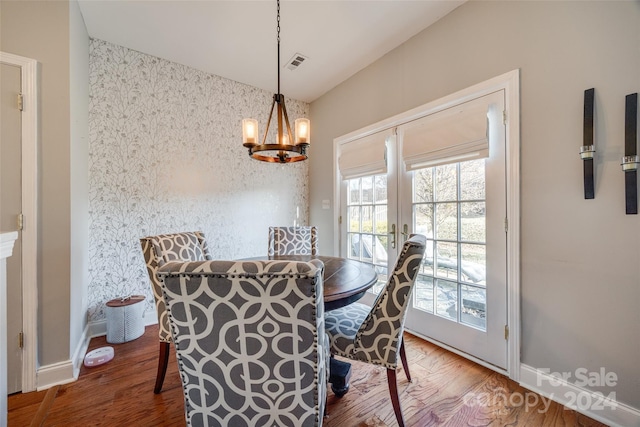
<box><xmin>520</xmin><ymin>364</ymin><xmax>640</xmax><ymax>427</ymax></box>
<box><xmin>35</xmin><ymin>314</ymin><xmax>159</xmax><ymax>392</ymax></box>
<box><xmin>71</xmin><ymin>322</ymin><xmax>93</xmax><ymax>379</ymax></box>
<box><xmin>89</xmin><ymin>319</ymin><xmax>108</xmax><ymax>337</ymax></box>
<box><xmin>36</xmin><ymin>360</ymin><xmax>75</xmax><ymax>391</ymax></box>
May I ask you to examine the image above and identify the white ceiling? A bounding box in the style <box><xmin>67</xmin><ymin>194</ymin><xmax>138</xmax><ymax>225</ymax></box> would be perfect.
<box><xmin>78</xmin><ymin>0</ymin><xmax>464</xmax><ymax>102</ymax></box>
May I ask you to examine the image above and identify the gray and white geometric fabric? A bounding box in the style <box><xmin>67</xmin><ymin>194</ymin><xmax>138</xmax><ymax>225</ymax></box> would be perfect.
<box><xmin>325</xmin><ymin>234</ymin><xmax>426</xmax><ymax>368</ymax></box>
<box><xmin>140</xmin><ymin>231</ymin><xmax>212</xmax><ymax>343</ymax></box>
<box><xmin>268</xmin><ymin>226</ymin><xmax>318</xmax><ymax>256</ymax></box>
<box><xmin>158</xmin><ymin>259</ymin><xmax>328</xmax><ymax>427</ymax></box>
<box><xmin>324</xmin><ymin>234</ymin><xmax>426</xmax><ymax>427</ymax></box>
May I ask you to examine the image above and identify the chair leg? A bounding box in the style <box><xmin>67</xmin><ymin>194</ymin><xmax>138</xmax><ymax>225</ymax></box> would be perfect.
<box><xmin>154</xmin><ymin>342</ymin><xmax>171</xmax><ymax>394</ymax></box>
<box><xmin>386</xmin><ymin>368</ymin><xmax>405</xmax><ymax>427</ymax></box>
<box><xmin>399</xmin><ymin>339</ymin><xmax>411</xmax><ymax>382</ymax></box>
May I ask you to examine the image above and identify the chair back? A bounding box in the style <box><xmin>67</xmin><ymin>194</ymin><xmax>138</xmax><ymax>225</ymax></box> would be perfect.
<box><xmin>140</xmin><ymin>231</ymin><xmax>212</xmax><ymax>342</ymax></box>
<box><xmin>353</xmin><ymin>234</ymin><xmax>426</xmax><ymax>368</ymax></box>
<box><xmin>268</xmin><ymin>226</ymin><xmax>318</xmax><ymax>256</ymax></box>
<box><xmin>158</xmin><ymin>259</ymin><xmax>327</xmax><ymax>427</ymax></box>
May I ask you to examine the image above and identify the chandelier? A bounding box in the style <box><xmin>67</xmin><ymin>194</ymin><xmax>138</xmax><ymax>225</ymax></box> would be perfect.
<box><xmin>242</xmin><ymin>0</ymin><xmax>310</xmax><ymax>163</ymax></box>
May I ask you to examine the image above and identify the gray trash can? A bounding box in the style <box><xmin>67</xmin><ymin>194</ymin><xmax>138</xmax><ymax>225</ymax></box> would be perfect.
<box><xmin>105</xmin><ymin>295</ymin><xmax>146</xmax><ymax>343</ymax></box>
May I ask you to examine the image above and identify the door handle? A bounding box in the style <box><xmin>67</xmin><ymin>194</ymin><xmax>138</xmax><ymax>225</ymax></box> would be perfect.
<box><xmin>401</xmin><ymin>224</ymin><xmax>409</xmax><ymax>241</ymax></box>
<box><xmin>389</xmin><ymin>224</ymin><xmax>396</xmax><ymax>249</ymax></box>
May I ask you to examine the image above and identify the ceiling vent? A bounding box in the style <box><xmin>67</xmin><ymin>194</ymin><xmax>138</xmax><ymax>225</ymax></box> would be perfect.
<box><xmin>285</xmin><ymin>53</ymin><xmax>308</xmax><ymax>71</ymax></box>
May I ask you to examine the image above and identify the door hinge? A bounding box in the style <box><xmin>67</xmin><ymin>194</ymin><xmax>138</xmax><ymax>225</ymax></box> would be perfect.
<box><xmin>338</xmin><ymin>215</ymin><xmax>342</xmax><ymax>225</ymax></box>
<box><xmin>19</xmin><ymin>332</ymin><xmax>24</xmax><ymax>349</ymax></box>
<box><xmin>504</xmin><ymin>325</ymin><xmax>509</xmax><ymax>341</ymax></box>
<box><xmin>503</xmin><ymin>110</ymin><xmax>507</xmax><ymax>125</ymax></box>
<box><xmin>504</xmin><ymin>217</ymin><xmax>508</xmax><ymax>233</ymax></box>
<box><xmin>17</xmin><ymin>93</ymin><xmax>24</xmax><ymax>111</ymax></box>
<box><xmin>17</xmin><ymin>213</ymin><xmax>24</xmax><ymax>231</ymax></box>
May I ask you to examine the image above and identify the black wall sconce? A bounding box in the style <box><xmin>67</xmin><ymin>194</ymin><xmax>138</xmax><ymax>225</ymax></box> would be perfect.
<box><xmin>622</xmin><ymin>93</ymin><xmax>638</xmax><ymax>214</ymax></box>
<box><xmin>580</xmin><ymin>88</ymin><xmax>596</xmax><ymax>199</ymax></box>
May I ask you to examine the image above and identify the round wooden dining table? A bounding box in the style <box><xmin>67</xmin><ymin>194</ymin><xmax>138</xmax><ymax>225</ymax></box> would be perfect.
<box><xmin>263</xmin><ymin>254</ymin><xmax>378</xmax><ymax>311</ymax></box>
<box><xmin>244</xmin><ymin>254</ymin><xmax>378</xmax><ymax>396</ymax></box>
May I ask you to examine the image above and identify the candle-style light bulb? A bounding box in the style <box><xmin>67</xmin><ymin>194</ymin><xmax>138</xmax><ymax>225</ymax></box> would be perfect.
<box><xmin>242</xmin><ymin>118</ymin><xmax>258</xmax><ymax>146</ymax></box>
<box><xmin>295</xmin><ymin>118</ymin><xmax>310</xmax><ymax>145</ymax></box>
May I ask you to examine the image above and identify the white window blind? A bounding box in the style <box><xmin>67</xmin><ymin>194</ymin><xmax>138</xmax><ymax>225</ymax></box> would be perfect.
<box><xmin>401</xmin><ymin>91</ymin><xmax>502</xmax><ymax>171</ymax></box>
<box><xmin>338</xmin><ymin>130</ymin><xmax>390</xmax><ymax>180</ymax></box>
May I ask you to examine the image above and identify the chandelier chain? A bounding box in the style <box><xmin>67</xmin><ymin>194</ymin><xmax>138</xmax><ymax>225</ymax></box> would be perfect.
<box><xmin>277</xmin><ymin>0</ymin><xmax>281</xmax><ymax>95</ymax></box>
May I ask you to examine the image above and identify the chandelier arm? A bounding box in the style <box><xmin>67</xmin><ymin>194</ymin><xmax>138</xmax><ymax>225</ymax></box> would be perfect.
<box><xmin>277</xmin><ymin>96</ymin><xmax>283</xmax><ymax>144</ymax></box>
<box><xmin>261</xmin><ymin>96</ymin><xmax>278</xmax><ymax>146</ymax></box>
<box><xmin>280</xmin><ymin>95</ymin><xmax>294</xmax><ymax>144</ymax></box>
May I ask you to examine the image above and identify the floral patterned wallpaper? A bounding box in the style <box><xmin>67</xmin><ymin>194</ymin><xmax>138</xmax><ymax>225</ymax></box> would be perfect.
<box><xmin>88</xmin><ymin>39</ymin><xmax>310</xmax><ymax>322</ymax></box>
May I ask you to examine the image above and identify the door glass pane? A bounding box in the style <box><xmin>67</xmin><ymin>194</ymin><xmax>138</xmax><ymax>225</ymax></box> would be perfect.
<box><xmin>460</xmin><ymin>202</ymin><xmax>485</xmax><ymax>243</ymax></box>
<box><xmin>435</xmin><ymin>203</ymin><xmax>457</xmax><ymax>240</ymax></box>
<box><xmin>414</xmin><ymin>203</ymin><xmax>433</xmax><ymax>238</ymax></box>
<box><xmin>349</xmin><ymin>179</ymin><xmax>360</xmax><ymax>204</ymax></box>
<box><xmin>435</xmin><ymin>163</ymin><xmax>457</xmax><ymax>202</ymax></box>
<box><xmin>436</xmin><ymin>241</ymin><xmax>458</xmax><ymax>279</ymax></box>
<box><xmin>422</xmin><ymin>239</ymin><xmax>435</xmax><ymax>276</ymax></box>
<box><xmin>414</xmin><ymin>168</ymin><xmax>433</xmax><ymax>202</ymax></box>
<box><xmin>461</xmin><ymin>284</ymin><xmax>486</xmax><ymax>329</ymax></box>
<box><xmin>436</xmin><ymin>279</ymin><xmax>457</xmax><ymax>320</ymax></box>
<box><xmin>374</xmin><ymin>175</ymin><xmax>387</xmax><ymax>203</ymax></box>
<box><xmin>362</xmin><ymin>205</ymin><xmax>373</xmax><ymax>233</ymax></box>
<box><xmin>375</xmin><ymin>235</ymin><xmax>389</xmax><ymax>265</ymax></box>
<box><xmin>374</xmin><ymin>206</ymin><xmax>388</xmax><ymax>234</ymax></box>
<box><xmin>362</xmin><ymin>176</ymin><xmax>374</xmax><ymax>204</ymax></box>
<box><xmin>460</xmin><ymin>159</ymin><xmax>485</xmax><ymax>200</ymax></box>
<box><xmin>348</xmin><ymin>233</ymin><xmax>359</xmax><ymax>258</ymax></box>
<box><xmin>348</xmin><ymin>206</ymin><xmax>360</xmax><ymax>232</ymax></box>
<box><xmin>461</xmin><ymin>243</ymin><xmax>486</xmax><ymax>285</ymax></box>
<box><xmin>414</xmin><ymin>275</ymin><xmax>433</xmax><ymax>313</ymax></box>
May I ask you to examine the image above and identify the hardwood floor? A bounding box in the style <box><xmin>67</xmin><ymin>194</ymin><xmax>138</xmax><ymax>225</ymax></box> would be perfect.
<box><xmin>8</xmin><ymin>325</ymin><xmax>606</xmax><ymax>426</ymax></box>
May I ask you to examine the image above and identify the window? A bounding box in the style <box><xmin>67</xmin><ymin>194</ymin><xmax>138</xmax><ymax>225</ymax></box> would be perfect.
<box><xmin>412</xmin><ymin>159</ymin><xmax>488</xmax><ymax>330</ymax></box>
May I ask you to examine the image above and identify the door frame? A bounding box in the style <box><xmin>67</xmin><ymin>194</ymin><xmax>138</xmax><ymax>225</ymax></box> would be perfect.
<box><xmin>333</xmin><ymin>70</ymin><xmax>520</xmax><ymax>380</ymax></box>
<box><xmin>0</xmin><ymin>52</ymin><xmax>39</xmax><ymax>392</ymax></box>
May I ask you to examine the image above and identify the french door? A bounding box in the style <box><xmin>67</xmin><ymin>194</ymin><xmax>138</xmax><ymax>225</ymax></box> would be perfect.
<box><xmin>339</xmin><ymin>89</ymin><xmax>508</xmax><ymax>370</ymax></box>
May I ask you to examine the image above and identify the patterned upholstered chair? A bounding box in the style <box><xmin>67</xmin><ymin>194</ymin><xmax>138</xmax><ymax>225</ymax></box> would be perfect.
<box><xmin>324</xmin><ymin>234</ymin><xmax>426</xmax><ymax>427</ymax></box>
<box><xmin>157</xmin><ymin>259</ymin><xmax>328</xmax><ymax>427</ymax></box>
<box><xmin>268</xmin><ymin>226</ymin><xmax>318</xmax><ymax>256</ymax></box>
<box><xmin>140</xmin><ymin>231</ymin><xmax>212</xmax><ymax>394</ymax></box>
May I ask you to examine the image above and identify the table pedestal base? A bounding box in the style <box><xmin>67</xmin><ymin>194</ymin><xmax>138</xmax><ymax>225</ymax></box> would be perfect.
<box><xmin>329</xmin><ymin>357</ymin><xmax>351</xmax><ymax>397</ymax></box>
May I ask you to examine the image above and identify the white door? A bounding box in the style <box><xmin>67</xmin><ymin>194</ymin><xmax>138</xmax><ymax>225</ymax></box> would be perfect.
<box><xmin>400</xmin><ymin>91</ymin><xmax>507</xmax><ymax>369</ymax></box>
<box><xmin>338</xmin><ymin>90</ymin><xmax>509</xmax><ymax>370</ymax></box>
<box><xmin>1</xmin><ymin>62</ymin><xmax>24</xmax><ymax>393</ymax></box>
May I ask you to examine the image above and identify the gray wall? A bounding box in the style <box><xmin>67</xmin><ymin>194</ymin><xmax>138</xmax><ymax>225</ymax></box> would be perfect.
<box><xmin>310</xmin><ymin>1</ymin><xmax>640</xmax><ymax>409</ymax></box>
<box><xmin>1</xmin><ymin>0</ymin><xmax>73</xmax><ymax>367</ymax></box>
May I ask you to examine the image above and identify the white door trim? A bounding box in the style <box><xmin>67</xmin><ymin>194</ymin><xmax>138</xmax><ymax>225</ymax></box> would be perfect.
<box><xmin>333</xmin><ymin>70</ymin><xmax>521</xmax><ymax>380</ymax></box>
<box><xmin>504</xmin><ymin>70</ymin><xmax>521</xmax><ymax>381</ymax></box>
<box><xmin>0</xmin><ymin>51</ymin><xmax>39</xmax><ymax>392</ymax></box>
